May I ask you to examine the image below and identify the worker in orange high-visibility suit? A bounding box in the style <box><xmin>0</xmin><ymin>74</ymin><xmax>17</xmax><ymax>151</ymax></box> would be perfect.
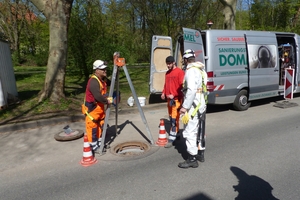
<box><xmin>82</xmin><ymin>60</ymin><xmax>112</xmax><ymax>155</ymax></box>
<box><xmin>161</xmin><ymin>56</ymin><xmax>185</xmax><ymax>148</ymax></box>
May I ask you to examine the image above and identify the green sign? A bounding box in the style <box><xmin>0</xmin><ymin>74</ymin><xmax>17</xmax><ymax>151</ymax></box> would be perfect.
<box><xmin>218</xmin><ymin>48</ymin><xmax>247</xmax><ymax>67</ymax></box>
<box><xmin>220</xmin><ymin>70</ymin><xmax>247</xmax><ymax>76</ymax></box>
<box><xmin>219</xmin><ymin>54</ymin><xmax>247</xmax><ymax>66</ymax></box>
<box><xmin>184</xmin><ymin>33</ymin><xmax>196</xmax><ymax>42</ymax></box>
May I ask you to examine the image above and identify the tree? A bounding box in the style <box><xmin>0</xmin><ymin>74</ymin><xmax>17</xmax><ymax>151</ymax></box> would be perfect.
<box><xmin>68</xmin><ymin>0</ymin><xmax>132</xmax><ymax>80</ymax></box>
<box><xmin>0</xmin><ymin>0</ymin><xmax>35</xmax><ymax>64</ymax></box>
<box><xmin>30</xmin><ymin>0</ymin><xmax>73</xmax><ymax>102</ymax></box>
<box><xmin>219</xmin><ymin>0</ymin><xmax>237</xmax><ymax>30</ymax></box>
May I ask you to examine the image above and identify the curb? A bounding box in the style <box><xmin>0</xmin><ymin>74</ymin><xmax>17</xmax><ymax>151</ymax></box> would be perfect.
<box><xmin>0</xmin><ymin>103</ymin><xmax>166</xmax><ymax>133</ymax></box>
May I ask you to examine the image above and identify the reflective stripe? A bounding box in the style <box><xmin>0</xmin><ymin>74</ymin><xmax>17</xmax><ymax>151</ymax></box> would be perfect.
<box><xmin>83</xmin><ymin>141</ymin><xmax>90</xmax><ymax>148</ymax></box>
<box><xmin>158</xmin><ymin>133</ymin><xmax>167</xmax><ymax>139</ymax></box>
<box><xmin>91</xmin><ymin>75</ymin><xmax>103</xmax><ymax>88</ymax></box>
<box><xmin>90</xmin><ymin>139</ymin><xmax>102</xmax><ymax>150</ymax></box>
<box><xmin>83</xmin><ymin>151</ymin><xmax>93</xmax><ymax>157</ymax></box>
<box><xmin>168</xmin><ymin>131</ymin><xmax>176</xmax><ymax>141</ymax></box>
<box><xmin>85</xmin><ymin>111</ymin><xmax>95</xmax><ymax>122</ymax></box>
<box><xmin>91</xmin><ymin>141</ymin><xmax>98</xmax><ymax>146</ymax></box>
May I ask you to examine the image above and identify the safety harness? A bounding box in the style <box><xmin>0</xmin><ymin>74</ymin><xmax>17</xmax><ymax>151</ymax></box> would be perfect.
<box><xmin>183</xmin><ymin>66</ymin><xmax>208</xmax><ymax>117</ymax></box>
<box><xmin>83</xmin><ymin>75</ymin><xmax>104</xmax><ymax>123</ymax></box>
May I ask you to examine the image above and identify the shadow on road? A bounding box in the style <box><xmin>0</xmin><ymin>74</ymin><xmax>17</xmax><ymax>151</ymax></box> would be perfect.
<box><xmin>206</xmin><ymin>93</ymin><xmax>300</xmax><ymax>113</ymax></box>
<box><xmin>173</xmin><ymin>130</ymin><xmax>189</xmax><ymax>160</ymax></box>
<box><xmin>180</xmin><ymin>192</ymin><xmax>214</xmax><ymax>200</ymax></box>
<box><xmin>231</xmin><ymin>166</ymin><xmax>280</xmax><ymax>200</ymax></box>
<box><xmin>158</xmin><ymin>118</ymin><xmax>189</xmax><ymax>159</ymax></box>
<box><xmin>104</xmin><ymin>119</ymin><xmax>152</xmax><ymax>147</ymax></box>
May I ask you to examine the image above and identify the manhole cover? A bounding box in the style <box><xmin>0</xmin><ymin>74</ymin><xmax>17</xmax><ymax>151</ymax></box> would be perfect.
<box><xmin>54</xmin><ymin>129</ymin><xmax>84</xmax><ymax>141</ymax></box>
<box><xmin>111</xmin><ymin>141</ymin><xmax>150</xmax><ymax>157</ymax></box>
<box><xmin>274</xmin><ymin>101</ymin><xmax>298</xmax><ymax>109</ymax></box>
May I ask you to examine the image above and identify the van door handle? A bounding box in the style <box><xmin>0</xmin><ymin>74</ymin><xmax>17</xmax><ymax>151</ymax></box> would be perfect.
<box><xmin>274</xmin><ymin>69</ymin><xmax>279</xmax><ymax>72</ymax></box>
<box><xmin>245</xmin><ymin>67</ymin><xmax>249</xmax><ymax>69</ymax></box>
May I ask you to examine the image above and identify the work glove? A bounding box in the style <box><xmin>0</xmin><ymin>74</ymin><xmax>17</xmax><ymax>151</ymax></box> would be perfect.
<box><xmin>107</xmin><ymin>97</ymin><xmax>113</xmax><ymax>103</ymax></box>
<box><xmin>181</xmin><ymin>112</ymin><xmax>189</xmax><ymax>125</ymax></box>
<box><xmin>169</xmin><ymin>99</ymin><xmax>175</xmax><ymax>107</ymax></box>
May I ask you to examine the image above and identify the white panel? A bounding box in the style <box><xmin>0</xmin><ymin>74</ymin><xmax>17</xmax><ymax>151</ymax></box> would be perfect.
<box><xmin>0</xmin><ymin>40</ymin><xmax>18</xmax><ymax>106</ymax></box>
<box><xmin>0</xmin><ymin>79</ymin><xmax>6</xmax><ymax>107</ymax></box>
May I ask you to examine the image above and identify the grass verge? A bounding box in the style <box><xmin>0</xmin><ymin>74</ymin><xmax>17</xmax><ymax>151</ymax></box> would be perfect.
<box><xmin>0</xmin><ymin>65</ymin><xmax>156</xmax><ymax>125</ymax></box>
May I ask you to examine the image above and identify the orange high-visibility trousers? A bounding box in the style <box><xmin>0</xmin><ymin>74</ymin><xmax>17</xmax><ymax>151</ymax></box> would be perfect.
<box><xmin>167</xmin><ymin>99</ymin><xmax>182</xmax><ymax>133</ymax></box>
<box><xmin>84</xmin><ymin>104</ymin><xmax>105</xmax><ymax>150</ymax></box>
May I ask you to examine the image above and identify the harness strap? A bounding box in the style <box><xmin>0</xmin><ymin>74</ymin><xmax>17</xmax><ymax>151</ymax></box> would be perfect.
<box><xmin>191</xmin><ymin>96</ymin><xmax>207</xmax><ymax>117</ymax></box>
<box><xmin>83</xmin><ymin>75</ymin><xmax>104</xmax><ymax>123</ymax></box>
<box><xmin>84</xmin><ymin>113</ymin><xmax>103</xmax><ymax>123</ymax></box>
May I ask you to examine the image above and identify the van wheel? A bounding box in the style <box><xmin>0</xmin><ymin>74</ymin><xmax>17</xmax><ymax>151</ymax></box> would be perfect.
<box><xmin>233</xmin><ymin>90</ymin><xmax>251</xmax><ymax>111</ymax></box>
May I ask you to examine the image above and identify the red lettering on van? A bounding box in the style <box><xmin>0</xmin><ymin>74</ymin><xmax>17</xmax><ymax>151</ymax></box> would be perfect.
<box><xmin>217</xmin><ymin>37</ymin><xmax>230</xmax><ymax>41</ymax></box>
<box><xmin>195</xmin><ymin>50</ymin><xmax>203</xmax><ymax>58</ymax></box>
<box><xmin>195</xmin><ymin>50</ymin><xmax>202</xmax><ymax>54</ymax></box>
<box><xmin>231</xmin><ymin>37</ymin><xmax>245</xmax><ymax>42</ymax></box>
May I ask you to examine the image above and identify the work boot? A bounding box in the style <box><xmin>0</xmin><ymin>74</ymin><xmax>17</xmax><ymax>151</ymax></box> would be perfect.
<box><xmin>196</xmin><ymin>150</ymin><xmax>205</xmax><ymax>162</ymax></box>
<box><xmin>178</xmin><ymin>155</ymin><xmax>199</xmax><ymax>168</ymax></box>
<box><xmin>164</xmin><ymin>141</ymin><xmax>174</xmax><ymax>148</ymax></box>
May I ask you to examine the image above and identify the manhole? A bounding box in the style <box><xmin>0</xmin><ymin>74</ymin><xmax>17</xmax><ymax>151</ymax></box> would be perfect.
<box><xmin>111</xmin><ymin>141</ymin><xmax>150</xmax><ymax>157</ymax></box>
<box><xmin>273</xmin><ymin>101</ymin><xmax>298</xmax><ymax>109</ymax></box>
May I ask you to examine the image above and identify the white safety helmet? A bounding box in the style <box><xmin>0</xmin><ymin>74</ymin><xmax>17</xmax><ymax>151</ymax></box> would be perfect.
<box><xmin>93</xmin><ymin>60</ymin><xmax>107</xmax><ymax>70</ymax></box>
<box><xmin>183</xmin><ymin>49</ymin><xmax>195</xmax><ymax>59</ymax></box>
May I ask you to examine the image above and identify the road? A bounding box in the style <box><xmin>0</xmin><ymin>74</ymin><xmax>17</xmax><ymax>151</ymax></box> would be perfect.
<box><xmin>0</xmin><ymin>97</ymin><xmax>300</xmax><ymax>200</ymax></box>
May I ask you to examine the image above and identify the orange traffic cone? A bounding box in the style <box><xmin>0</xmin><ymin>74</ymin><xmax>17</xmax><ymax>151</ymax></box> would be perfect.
<box><xmin>156</xmin><ymin>119</ymin><xmax>168</xmax><ymax>146</ymax></box>
<box><xmin>80</xmin><ymin>134</ymin><xmax>98</xmax><ymax>167</ymax></box>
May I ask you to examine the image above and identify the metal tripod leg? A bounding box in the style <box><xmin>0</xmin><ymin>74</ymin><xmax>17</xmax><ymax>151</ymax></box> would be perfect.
<box><xmin>98</xmin><ymin>64</ymin><xmax>118</xmax><ymax>155</ymax></box>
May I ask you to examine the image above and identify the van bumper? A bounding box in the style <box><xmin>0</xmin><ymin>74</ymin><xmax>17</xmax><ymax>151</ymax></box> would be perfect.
<box><xmin>208</xmin><ymin>90</ymin><xmax>237</xmax><ymax>105</ymax></box>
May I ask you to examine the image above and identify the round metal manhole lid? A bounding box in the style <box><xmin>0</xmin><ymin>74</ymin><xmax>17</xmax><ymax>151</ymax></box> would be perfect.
<box><xmin>111</xmin><ymin>141</ymin><xmax>150</xmax><ymax>157</ymax></box>
<box><xmin>54</xmin><ymin>130</ymin><xmax>84</xmax><ymax>141</ymax></box>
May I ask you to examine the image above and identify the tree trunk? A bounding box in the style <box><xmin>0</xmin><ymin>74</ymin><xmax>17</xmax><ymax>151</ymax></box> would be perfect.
<box><xmin>292</xmin><ymin>6</ymin><xmax>300</xmax><ymax>28</ymax></box>
<box><xmin>219</xmin><ymin>0</ymin><xmax>237</xmax><ymax>30</ymax></box>
<box><xmin>30</xmin><ymin>0</ymin><xmax>73</xmax><ymax>102</ymax></box>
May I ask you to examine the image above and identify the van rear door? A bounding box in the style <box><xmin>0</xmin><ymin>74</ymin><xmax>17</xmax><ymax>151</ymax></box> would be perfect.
<box><xmin>245</xmin><ymin>32</ymin><xmax>279</xmax><ymax>100</ymax></box>
<box><xmin>182</xmin><ymin>28</ymin><xmax>205</xmax><ymax>63</ymax></box>
<box><xmin>149</xmin><ymin>35</ymin><xmax>172</xmax><ymax>94</ymax></box>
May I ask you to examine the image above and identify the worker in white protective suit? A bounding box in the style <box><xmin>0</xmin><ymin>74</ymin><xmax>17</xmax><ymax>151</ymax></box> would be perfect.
<box><xmin>178</xmin><ymin>49</ymin><xmax>208</xmax><ymax>169</ymax></box>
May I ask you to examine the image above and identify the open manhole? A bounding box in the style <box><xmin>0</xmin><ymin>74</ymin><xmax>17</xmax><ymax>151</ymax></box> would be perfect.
<box><xmin>111</xmin><ymin>141</ymin><xmax>150</xmax><ymax>157</ymax></box>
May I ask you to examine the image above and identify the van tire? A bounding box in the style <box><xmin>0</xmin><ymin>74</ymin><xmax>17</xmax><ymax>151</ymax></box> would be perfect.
<box><xmin>233</xmin><ymin>90</ymin><xmax>251</xmax><ymax>111</ymax></box>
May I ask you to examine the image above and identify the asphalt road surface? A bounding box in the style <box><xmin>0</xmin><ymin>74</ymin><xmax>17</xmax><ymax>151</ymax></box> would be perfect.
<box><xmin>1</xmin><ymin>97</ymin><xmax>300</xmax><ymax>200</ymax></box>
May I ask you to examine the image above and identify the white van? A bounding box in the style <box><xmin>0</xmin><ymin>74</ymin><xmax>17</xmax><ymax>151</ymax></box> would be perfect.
<box><xmin>149</xmin><ymin>27</ymin><xmax>300</xmax><ymax>111</ymax></box>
